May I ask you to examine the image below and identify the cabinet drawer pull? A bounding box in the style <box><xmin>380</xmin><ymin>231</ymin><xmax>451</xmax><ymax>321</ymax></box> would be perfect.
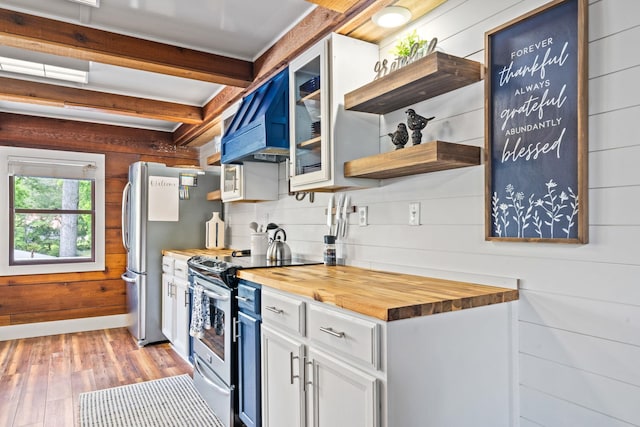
<box><xmin>265</xmin><ymin>306</ymin><xmax>284</xmax><ymax>314</ymax></box>
<box><xmin>319</xmin><ymin>326</ymin><xmax>345</xmax><ymax>338</ymax></box>
<box><xmin>320</xmin><ymin>326</ymin><xmax>344</xmax><ymax>338</ymax></box>
<box><xmin>235</xmin><ymin>295</ymin><xmax>250</xmax><ymax>302</ymax></box>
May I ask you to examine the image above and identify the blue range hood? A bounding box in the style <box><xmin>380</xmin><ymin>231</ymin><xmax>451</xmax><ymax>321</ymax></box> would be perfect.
<box><xmin>221</xmin><ymin>68</ymin><xmax>289</xmax><ymax>164</ymax></box>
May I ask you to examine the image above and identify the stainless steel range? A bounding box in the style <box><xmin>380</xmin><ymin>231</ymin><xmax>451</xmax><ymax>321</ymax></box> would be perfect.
<box><xmin>187</xmin><ymin>254</ymin><xmax>320</xmax><ymax>427</ymax></box>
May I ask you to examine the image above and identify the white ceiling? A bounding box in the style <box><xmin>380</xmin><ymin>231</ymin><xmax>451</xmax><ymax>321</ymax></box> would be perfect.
<box><xmin>0</xmin><ymin>0</ymin><xmax>316</xmax><ymax>132</ymax></box>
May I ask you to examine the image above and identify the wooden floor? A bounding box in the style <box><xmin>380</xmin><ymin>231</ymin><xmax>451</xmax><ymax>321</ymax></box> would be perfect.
<box><xmin>0</xmin><ymin>327</ymin><xmax>193</xmax><ymax>427</ymax></box>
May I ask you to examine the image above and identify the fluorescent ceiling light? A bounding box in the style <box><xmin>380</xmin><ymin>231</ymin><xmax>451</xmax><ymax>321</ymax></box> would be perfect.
<box><xmin>67</xmin><ymin>0</ymin><xmax>100</xmax><ymax>7</ymax></box>
<box><xmin>371</xmin><ymin>6</ymin><xmax>412</xmax><ymax>28</ymax></box>
<box><xmin>0</xmin><ymin>56</ymin><xmax>89</xmax><ymax>84</ymax></box>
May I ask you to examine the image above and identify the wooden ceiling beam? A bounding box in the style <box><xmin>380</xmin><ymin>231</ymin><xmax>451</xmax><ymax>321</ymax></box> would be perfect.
<box><xmin>0</xmin><ymin>8</ymin><xmax>253</xmax><ymax>87</ymax></box>
<box><xmin>0</xmin><ymin>77</ymin><xmax>203</xmax><ymax>124</ymax></box>
<box><xmin>173</xmin><ymin>0</ymin><xmax>379</xmax><ymax>146</ymax></box>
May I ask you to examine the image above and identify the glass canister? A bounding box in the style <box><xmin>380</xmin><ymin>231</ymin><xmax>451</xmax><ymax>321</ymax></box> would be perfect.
<box><xmin>323</xmin><ymin>235</ymin><xmax>336</xmax><ymax>266</ymax></box>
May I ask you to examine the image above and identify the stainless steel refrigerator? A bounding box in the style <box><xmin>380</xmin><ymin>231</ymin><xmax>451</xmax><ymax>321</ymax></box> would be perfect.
<box><xmin>121</xmin><ymin>161</ymin><xmax>221</xmax><ymax>346</ymax></box>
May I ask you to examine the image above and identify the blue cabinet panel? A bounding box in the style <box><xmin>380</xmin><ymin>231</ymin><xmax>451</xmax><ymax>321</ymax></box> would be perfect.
<box><xmin>238</xmin><ymin>311</ymin><xmax>261</xmax><ymax>427</ymax></box>
<box><xmin>237</xmin><ymin>280</ymin><xmax>261</xmax><ymax>427</ymax></box>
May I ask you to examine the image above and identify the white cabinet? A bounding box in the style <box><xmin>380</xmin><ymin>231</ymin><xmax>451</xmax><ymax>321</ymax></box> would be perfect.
<box><xmin>261</xmin><ymin>287</ymin><xmax>517</xmax><ymax>427</ymax></box>
<box><xmin>307</xmin><ymin>348</ymin><xmax>379</xmax><ymax>427</ymax></box>
<box><xmin>261</xmin><ymin>324</ymin><xmax>306</xmax><ymax>427</ymax></box>
<box><xmin>261</xmin><ymin>288</ymin><xmax>379</xmax><ymax>427</ymax></box>
<box><xmin>161</xmin><ymin>256</ymin><xmax>190</xmax><ymax>360</ymax></box>
<box><xmin>161</xmin><ymin>274</ymin><xmax>173</xmax><ymax>339</ymax></box>
<box><xmin>289</xmin><ymin>33</ymin><xmax>380</xmax><ymax>192</ymax></box>
<box><xmin>220</xmin><ymin>162</ymin><xmax>279</xmax><ymax>202</ymax></box>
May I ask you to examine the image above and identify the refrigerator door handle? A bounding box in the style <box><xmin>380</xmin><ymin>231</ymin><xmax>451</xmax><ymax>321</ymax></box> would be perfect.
<box><xmin>121</xmin><ymin>181</ymin><xmax>131</xmax><ymax>252</ymax></box>
<box><xmin>121</xmin><ymin>272</ymin><xmax>137</xmax><ymax>283</ymax></box>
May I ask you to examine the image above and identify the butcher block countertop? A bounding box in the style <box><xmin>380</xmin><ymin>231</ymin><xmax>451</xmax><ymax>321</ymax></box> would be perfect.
<box><xmin>162</xmin><ymin>248</ymin><xmax>234</xmax><ymax>262</ymax></box>
<box><xmin>238</xmin><ymin>265</ymin><xmax>518</xmax><ymax>322</ymax></box>
<box><xmin>162</xmin><ymin>249</ymin><xmax>518</xmax><ymax>322</ymax></box>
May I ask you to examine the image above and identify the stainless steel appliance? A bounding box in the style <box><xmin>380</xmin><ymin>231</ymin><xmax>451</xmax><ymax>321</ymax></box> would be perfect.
<box><xmin>121</xmin><ymin>161</ymin><xmax>220</xmax><ymax>346</ymax></box>
<box><xmin>187</xmin><ymin>254</ymin><xmax>320</xmax><ymax>427</ymax></box>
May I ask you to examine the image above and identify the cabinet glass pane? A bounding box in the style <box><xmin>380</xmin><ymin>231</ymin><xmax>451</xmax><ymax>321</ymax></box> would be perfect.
<box><xmin>293</xmin><ymin>56</ymin><xmax>322</xmax><ymax>177</ymax></box>
<box><xmin>223</xmin><ymin>165</ymin><xmax>239</xmax><ymax>193</ymax></box>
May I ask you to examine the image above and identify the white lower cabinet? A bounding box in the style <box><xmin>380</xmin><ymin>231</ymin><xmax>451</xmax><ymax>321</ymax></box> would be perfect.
<box><xmin>161</xmin><ymin>256</ymin><xmax>190</xmax><ymax>360</ymax></box>
<box><xmin>261</xmin><ymin>287</ymin><xmax>517</xmax><ymax>427</ymax></box>
<box><xmin>161</xmin><ymin>273</ymin><xmax>173</xmax><ymax>339</ymax></box>
<box><xmin>261</xmin><ymin>288</ymin><xmax>379</xmax><ymax>427</ymax></box>
<box><xmin>261</xmin><ymin>325</ymin><xmax>306</xmax><ymax>427</ymax></box>
<box><xmin>307</xmin><ymin>348</ymin><xmax>378</xmax><ymax>427</ymax></box>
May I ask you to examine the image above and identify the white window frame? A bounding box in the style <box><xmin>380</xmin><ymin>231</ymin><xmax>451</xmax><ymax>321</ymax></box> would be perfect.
<box><xmin>0</xmin><ymin>147</ymin><xmax>105</xmax><ymax>276</ymax></box>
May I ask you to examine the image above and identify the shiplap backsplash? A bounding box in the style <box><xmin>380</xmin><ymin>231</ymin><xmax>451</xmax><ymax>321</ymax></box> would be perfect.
<box><xmin>201</xmin><ymin>0</ymin><xmax>640</xmax><ymax>424</ymax></box>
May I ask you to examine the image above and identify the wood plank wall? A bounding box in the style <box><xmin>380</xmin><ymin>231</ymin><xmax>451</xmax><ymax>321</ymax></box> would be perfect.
<box><xmin>0</xmin><ymin>112</ymin><xmax>199</xmax><ymax>326</ymax></box>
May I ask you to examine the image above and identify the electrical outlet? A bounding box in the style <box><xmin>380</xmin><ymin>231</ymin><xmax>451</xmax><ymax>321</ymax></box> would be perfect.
<box><xmin>409</xmin><ymin>202</ymin><xmax>420</xmax><ymax>226</ymax></box>
<box><xmin>358</xmin><ymin>206</ymin><xmax>368</xmax><ymax>226</ymax></box>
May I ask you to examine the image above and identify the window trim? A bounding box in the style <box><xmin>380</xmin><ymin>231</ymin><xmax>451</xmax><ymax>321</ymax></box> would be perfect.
<box><xmin>0</xmin><ymin>147</ymin><xmax>105</xmax><ymax>276</ymax></box>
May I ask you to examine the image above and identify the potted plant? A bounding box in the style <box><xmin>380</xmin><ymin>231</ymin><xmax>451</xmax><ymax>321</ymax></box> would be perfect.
<box><xmin>391</xmin><ymin>30</ymin><xmax>428</xmax><ymax>59</ymax></box>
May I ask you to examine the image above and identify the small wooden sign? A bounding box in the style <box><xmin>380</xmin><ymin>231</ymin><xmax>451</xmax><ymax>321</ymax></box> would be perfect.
<box><xmin>485</xmin><ymin>0</ymin><xmax>588</xmax><ymax>243</ymax></box>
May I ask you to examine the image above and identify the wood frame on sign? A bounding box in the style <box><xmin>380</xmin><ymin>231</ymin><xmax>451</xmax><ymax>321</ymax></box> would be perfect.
<box><xmin>484</xmin><ymin>0</ymin><xmax>588</xmax><ymax>243</ymax></box>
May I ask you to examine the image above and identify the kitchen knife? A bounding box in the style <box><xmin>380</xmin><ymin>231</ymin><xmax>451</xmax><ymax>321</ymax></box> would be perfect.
<box><xmin>327</xmin><ymin>194</ymin><xmax>334</xmax><ymax>236</ymax></box>
<box><xmin>335</xmin><ymin>194</ymin><xmax>344</xmax><ymax>240</ymax></box>
<box><xmin>341</xmin><ymin>194</ymin><xmax>350</xmax><ymax>238</ymax></box>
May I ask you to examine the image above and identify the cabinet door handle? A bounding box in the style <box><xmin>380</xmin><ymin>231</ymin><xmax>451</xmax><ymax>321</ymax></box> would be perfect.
<box><xmin>319</xmin><ymin>326</ymin><xmax>345</xmax><ymax>338</ymax></box>
<box><xmin>304</xmin><ymin>357</ymin><xmax>313</xmax><ymax>392</ymax></box>
<box><xmin>233</xmin><ymin>318</ymin><xmax>240</xmax><ymax>342</ymax></box>
<box><xmin>290</xmin><ymin>352</ymin><xmax>299</xmax><ymax>385</ymax></box>
<box><xmin>235</xmin><ymin>295</ymin><xmax>250</xmax><ymax>302</ymax></box>
<box><xmin>184</xmin><ymin>290</ymin><xmax>190</xmax><ymax>307</ymax></box>
<box><xmin>265</xmin><ymin>306</ymin><xmax>284</xmax><ymax>314</ymax></box>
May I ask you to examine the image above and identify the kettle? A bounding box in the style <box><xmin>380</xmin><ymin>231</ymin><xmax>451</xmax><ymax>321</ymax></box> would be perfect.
<box><xmin>266</xmin><ymin>228</ymin><xmax>291</xmax><ymax>262</ymax></box>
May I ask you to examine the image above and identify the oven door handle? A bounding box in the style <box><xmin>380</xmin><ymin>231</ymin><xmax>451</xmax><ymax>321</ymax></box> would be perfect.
<box><xmin>190</xmin><ymin>283</ymin><xmax>230</xmax><ymax>301</ymax></box>
<box><xmin>203</xmin><ymin>289</ymin><xmax>230</xmax><ymax>301</ymax></box>
<box><xmin>194</xmin><ymin>357</ymin><xmax>231</xmax><ymax>396</ymax></box>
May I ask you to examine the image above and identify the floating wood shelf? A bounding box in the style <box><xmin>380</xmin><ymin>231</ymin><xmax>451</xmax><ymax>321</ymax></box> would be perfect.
<box><xmin>206</xmin><ymin>152</ymin><xmax>221</xmax><ymax>166</ymax></box>
<box><xmin>344</xmin><ymin>141</ymin><xmax>481</xmax><ymax>179</ymax></box>
<box><xmin>207</xmin><ymin>190</ymin><xmax>221</xmax><ymax>201</ymax></box>
<box><xmin>344</xmin><ymin>52</ymin><xmax>483</xmax><ymax>114</ymax></box>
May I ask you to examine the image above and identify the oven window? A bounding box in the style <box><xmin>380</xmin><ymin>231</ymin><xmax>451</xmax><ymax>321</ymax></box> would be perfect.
<box><xmin>202</xmin><ymin>300</ymin><xmax>226</xmax><ymax>361</ymax></box>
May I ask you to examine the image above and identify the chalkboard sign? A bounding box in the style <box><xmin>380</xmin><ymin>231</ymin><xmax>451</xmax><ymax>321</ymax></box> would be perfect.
<box><xmin>485</xmin><ymin>0</ymin><xmax>588</xmax><ymax>243</ymax></box>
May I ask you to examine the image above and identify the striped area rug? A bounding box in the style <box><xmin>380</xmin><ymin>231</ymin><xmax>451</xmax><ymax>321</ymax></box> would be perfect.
<box><xmin>79</xmin><ymin>374</ymin><xmax>224</xmax><ymax>427</ymax></box>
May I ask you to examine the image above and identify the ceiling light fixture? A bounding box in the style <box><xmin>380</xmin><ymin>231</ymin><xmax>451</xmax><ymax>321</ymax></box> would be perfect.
<box><xmin>371</xmin><ymin>6</ymin><xmax>412</xmax><ymax>28</ymax></box>
<box><xmin>0</xmin><ymin>56</ymin><xmax>89</xmax><ymax>84</ymax></box>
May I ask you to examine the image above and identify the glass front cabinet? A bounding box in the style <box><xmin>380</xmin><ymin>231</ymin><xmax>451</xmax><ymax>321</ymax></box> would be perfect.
<box><xmin>220</xmin><ymin>162</ymin><xmax>279</xmax><ymax>203</ymax></box>
<box><xmin>289</xmin><ymin>33</ymin><xmax>380</xmax><ymax>192</ymax></box>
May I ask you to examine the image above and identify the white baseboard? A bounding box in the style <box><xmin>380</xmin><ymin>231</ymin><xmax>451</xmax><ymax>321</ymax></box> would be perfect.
<box><xmin>0</xmin><ymin>314</ymin><xmax>128</xmax><ymax>341</ymax></box>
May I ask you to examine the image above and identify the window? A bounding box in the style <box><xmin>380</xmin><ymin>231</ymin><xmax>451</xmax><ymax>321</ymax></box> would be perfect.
<box><xmin>1</xmin><ymin>147</ymin><xmax>105</xmax><ymax>276</ymax></box>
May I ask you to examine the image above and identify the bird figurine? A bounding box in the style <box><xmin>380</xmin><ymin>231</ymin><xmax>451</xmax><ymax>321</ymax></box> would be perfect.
<box><xmin>388</xmin><ymin>123</ymin><xmax>409</xmax><ymax>150</ymax></box>
<box><xmin>405</xmin><ymin>109</ymin><xmax>435</xmax><ymax>145</ymax></box>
